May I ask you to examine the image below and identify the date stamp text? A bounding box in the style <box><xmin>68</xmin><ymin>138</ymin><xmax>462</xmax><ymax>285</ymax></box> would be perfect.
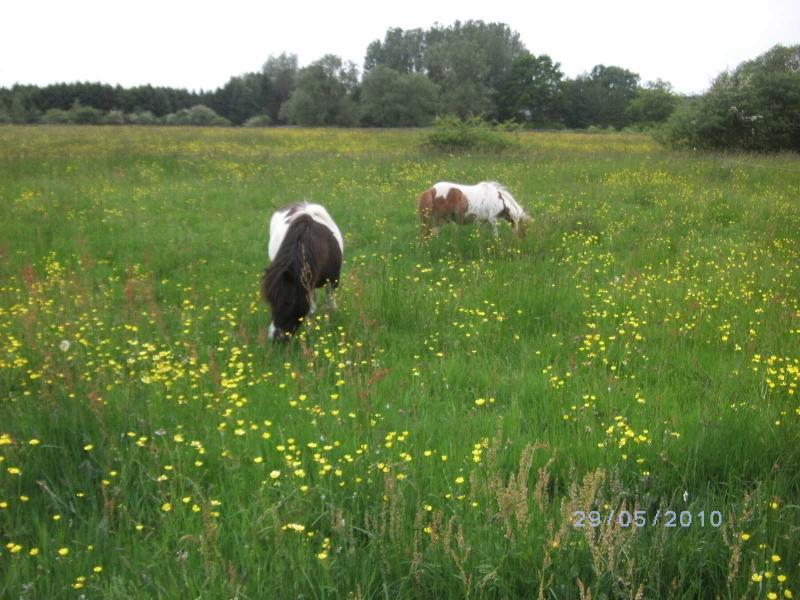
<box><xmin>572</xmin><ymin>509</ymin><xmax>723</xmax><ymax>528</ymax></box>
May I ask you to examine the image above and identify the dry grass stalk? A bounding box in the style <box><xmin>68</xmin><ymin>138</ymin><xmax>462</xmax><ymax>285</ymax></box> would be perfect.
<box><xmin>724</xmin><ymin>489</ymin><xmax>756</xmax><ymax>585</ymax></box>
<box><xmin>577</xmin><ymin>579</ymin><xmax>593</xmax><ymax>600</ymax></box>
<box><xmin>533</xmin><ymin>456</ymin><xmax>555</xmax><ymax>511</ymax></box>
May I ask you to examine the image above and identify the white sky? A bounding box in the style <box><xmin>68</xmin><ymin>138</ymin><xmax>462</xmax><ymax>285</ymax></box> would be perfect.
<box><xmin>2</xmin><ymin>0</ymin><xmax>798</xmax><ymax>95</ymax></box>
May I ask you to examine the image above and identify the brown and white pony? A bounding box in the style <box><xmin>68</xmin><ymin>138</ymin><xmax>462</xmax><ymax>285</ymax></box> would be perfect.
<box><xmin>417</xmin><ymin>181</ymin><xmax>532</xmax><ymax>238</ymax></box>
<box><xmin>261</xmin><ymin>202</ymin><xmax>343</xmax><ymax>342</ymax></box>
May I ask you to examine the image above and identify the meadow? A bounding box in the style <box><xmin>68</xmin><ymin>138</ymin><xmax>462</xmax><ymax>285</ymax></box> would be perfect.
<box><xmin>0</xmin><ymin>125</ymin><xmax>798</xmax><ymax>599</ymax></box>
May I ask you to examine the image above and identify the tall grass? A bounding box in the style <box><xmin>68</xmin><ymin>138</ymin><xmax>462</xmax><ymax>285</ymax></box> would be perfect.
<box><xmin>1</xmin><ymin>125</ymin><xmax>799</xmax><ymax>598</ymax></box>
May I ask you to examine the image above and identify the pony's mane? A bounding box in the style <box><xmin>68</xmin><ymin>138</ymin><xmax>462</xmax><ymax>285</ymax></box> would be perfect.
<box><xmin>485</xmin><ymin>180</ymin><xmax>509</xmax><ymax>193</ymax></box>
<box><xmin>262</xmin><ymin>214</ymin><xmax>320</xmax><ymax>303</ymax></box>
<box><xmin>485</xmin><ymin>181</ymin><xmax>524</xmax><ymax>214</ymax></box>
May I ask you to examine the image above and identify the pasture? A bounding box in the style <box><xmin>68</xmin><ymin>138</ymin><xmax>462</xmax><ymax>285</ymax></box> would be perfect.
<box><xmin>1</xmin><ymin>125</ymin><xmax>799</xmax><ymax>598</ymax></box>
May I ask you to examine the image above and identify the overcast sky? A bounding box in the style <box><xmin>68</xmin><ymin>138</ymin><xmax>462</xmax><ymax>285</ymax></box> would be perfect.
<box><xmin>3</xmin><ymin>0</ymin><xmax>798</xmax><ymax>95</ymax></box>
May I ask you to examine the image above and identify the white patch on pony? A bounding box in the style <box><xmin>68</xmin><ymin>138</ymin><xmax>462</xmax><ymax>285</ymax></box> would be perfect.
<box><xmin>268</xmin><ymin>202</ymin><xmax>344</xmax><ymax>261</ymax></box>
<box><xmin>268</xmin><ymin>321</ymin><xmax>277</xmax><ymax>340</ymax></box>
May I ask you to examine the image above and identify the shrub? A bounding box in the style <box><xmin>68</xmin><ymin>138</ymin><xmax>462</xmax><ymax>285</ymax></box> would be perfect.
<box><xmin>69</xmin><ymin>101</ymin><xmax>103</xmax><ymax>124</ymax></box>
<box><xmin>164</xmin><ymin>105</ymin><xmax>230</xmax><ymax>126</ymax></box>
<box><xmin>423</xmin><ymin>115</ymin><xmax>518</xmax><ymax>152</ymax></box>
<box><xmin>243</xmin><ymin>115</ymin><xmax>272</xmax><ymax>127</ymax></box>
<box><xmin>127</xmin><ymin>111</ymin><xmax>157</xmax><ymax>125</ymax></box>
<box><xmin>586</xmin><ymin>125</ymin><xmax>616</xmax><ymax>133</ymax></box>
<box><xmin>660</xmin><ymin>45</ymin><xmax>800</xmax><ymax>152</ymax></box>
<box><xmin>41</xmin><ymin>108</ymin><xmax>72</xmax><ymax>124</ymax></box>
<box><xmin>102</xmin><ymin>110</ymin><xmax>126</xmax><ymax>125</ymax></box>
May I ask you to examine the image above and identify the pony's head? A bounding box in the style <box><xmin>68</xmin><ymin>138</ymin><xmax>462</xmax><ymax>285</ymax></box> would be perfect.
<box><xmin>492</xmin><ymin>183</ymin><xmax>532</xmax><ymax>235</ymax></box>
<box><xmin>512</xmin><ymin>210</ymin><xmax>533</xmax><ymax>236</ymax></box>
<box><xmin>262</xmin><ymin>265</ymin><xmax>311</xmax><ymax>342</ymax></box>
<box><xmin>262</xmin><ymin>216</ymin><xmax>318</xmax><ymax>342</ymax></box>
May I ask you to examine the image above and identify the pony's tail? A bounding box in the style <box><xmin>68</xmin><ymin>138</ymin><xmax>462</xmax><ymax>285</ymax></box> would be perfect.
<box><xmin>417</xmin><ymin>187</ymin><xmax>436</xmax><ymax>239</ymax></box>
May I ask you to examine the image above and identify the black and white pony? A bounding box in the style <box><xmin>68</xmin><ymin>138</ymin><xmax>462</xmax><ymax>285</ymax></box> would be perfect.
<box><xmin>261</xmin><ymin>202</ymin><xmax>343</xmax><ymax>341</ymax></box>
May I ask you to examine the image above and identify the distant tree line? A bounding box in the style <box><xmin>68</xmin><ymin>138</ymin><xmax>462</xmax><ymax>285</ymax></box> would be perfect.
<box><xmin>0</xmin><ymin>22</ymin><xmax>674</xmax><ymax>130</ymax></box>
<box><xmin>0</xmin><ymin>53</ymin><xmax>300</xmax><ymax>128</ymax></box>
<box><xmin>1</xmin><ymin>21</ymin><xmax>797</xmax><ymax>150</ymax></box>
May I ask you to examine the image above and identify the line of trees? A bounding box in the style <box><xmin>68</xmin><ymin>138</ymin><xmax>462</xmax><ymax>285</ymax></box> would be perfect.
<box><xmin>1</xmin><ymin>21</ymin><xmax>797</xmax><ymax>150</ymax></box>
<box><xmin>0</xmin><ymin>21</ymin><xmax>680</xmax><ymax>131</ymax></box>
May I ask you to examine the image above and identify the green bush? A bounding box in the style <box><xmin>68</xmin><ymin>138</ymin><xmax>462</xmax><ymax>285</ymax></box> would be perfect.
<box><xmin>102</xmin><ymin>110</ymin><xmax>126</xmax><ymax>125</ymax></box>
<box><xmin>128</xmin><ymin>111</ymin><xmax>157</xmax><ymax>125</ymax></box>
<box><xmin>40</xmin><ymin>108</ymin><xmax>72</xmax><ymax>124</ymax></box>
<box><xmin>69</xmin><ymin>101</ymin><xmax>103</xmax><ymax>124</ymax></box>
<box><xmin>164</xmin><ymin>104</ymin><xmax>230</xmax><ymax>126</ymax></box>
<box><xmin>243</xmin><ymin>114</ymin><xmax>272</xmax><ymax>127</ymax></box>
<box><xmin>586</xmin><ymin>124</ymin><xmax>616</xmax><ymax>133</ymax></box>
<box><xmin>659</xmin><ymin>45</ymin><xmax>800</xmax><ymax>152</ymax></box>
<box><xmin>423</xmin><ymin>115</ymin><xmax>518</xmax><ymax>152</ymax></box>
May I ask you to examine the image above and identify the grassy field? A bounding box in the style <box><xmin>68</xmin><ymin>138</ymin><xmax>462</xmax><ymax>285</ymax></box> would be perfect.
<box><xmin>1</xmin><ymin>125</ymin><xmax>799</xmax><ymax>599</ymax></box>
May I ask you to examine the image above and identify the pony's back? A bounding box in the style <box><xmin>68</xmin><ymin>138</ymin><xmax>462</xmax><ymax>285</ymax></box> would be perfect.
<box><xmin>269</xmin><ymin>202</ymin><xmax>343</xmax><ymax>261</ymax></box>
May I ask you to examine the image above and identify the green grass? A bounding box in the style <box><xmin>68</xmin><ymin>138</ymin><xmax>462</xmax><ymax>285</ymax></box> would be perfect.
<box><xmin>1</xmin><ymin>125</ymin><xmax>799</xmax><ymax>598</ymax></box>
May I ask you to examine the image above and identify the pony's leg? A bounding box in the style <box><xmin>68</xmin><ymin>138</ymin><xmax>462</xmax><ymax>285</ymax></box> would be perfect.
<box><xmin>491</xmin><ymin>220</ymin><xmax>499</xmax><ymax>237</ymax></box>
<box><xmin>429</xmin><ymin>215</ymin><xmax>444</xmax><ymax>237</ymax></box>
